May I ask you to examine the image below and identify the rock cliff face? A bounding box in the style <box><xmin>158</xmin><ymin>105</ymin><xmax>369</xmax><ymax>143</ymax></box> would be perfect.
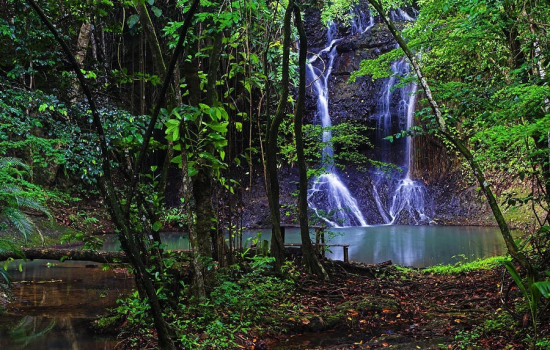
<box><xmin>242</xmin><ymin>6</ymin><xmax>494</xmax><ymax>228</ymax></box>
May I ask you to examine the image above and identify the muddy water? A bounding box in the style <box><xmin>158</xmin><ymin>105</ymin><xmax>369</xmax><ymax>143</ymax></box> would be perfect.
<box><xmin>0</xmin><ymin>259</ymin><xmax>133</xmax><ymax>350</ymax></box>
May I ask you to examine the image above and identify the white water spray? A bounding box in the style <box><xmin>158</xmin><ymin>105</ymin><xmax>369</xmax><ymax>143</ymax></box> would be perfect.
<box><xmin>306</xmin><ymin>17</ymin><xmax>374</xmax><ymax>227</ymax></box>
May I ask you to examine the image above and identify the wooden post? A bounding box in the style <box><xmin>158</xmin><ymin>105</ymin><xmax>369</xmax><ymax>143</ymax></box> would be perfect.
<box><xmin>321</xmin><ymin>228</ymin><xmax>326</xmax><ymax>257</ymax></box>
<box><xmin>315</xmin><ymin>227</ymin><xmax>320</xmax><ymax>254</ymax></box>
<box><xmin>343</xmin><ymin>246</ymin><xmax>349</xmax><ymax>263</ymax></box>
<box><xmin>280</xmin><ymin>226</ymin><xmax>286</xmax><ymax>244</ymax></box>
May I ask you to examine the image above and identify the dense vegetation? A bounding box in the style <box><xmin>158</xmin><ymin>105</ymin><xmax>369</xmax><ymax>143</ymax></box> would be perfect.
<box><xmin>1</xmin><ymin>0</ymin><xmax>549</xmax><ymax>348</ymax></box>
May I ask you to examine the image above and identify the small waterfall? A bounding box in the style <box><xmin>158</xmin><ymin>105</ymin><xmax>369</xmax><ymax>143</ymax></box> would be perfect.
<box><xmin>307</xmin><ymin>19</ymin><xmax>373</xmax><ymax>228</ymax></box>
<box><xmin>371</xmin><ymin>58</ymin><xmax>431</xmax><ymax>225</ymax></box>
<box><xmin>350</xmin><ymin>7</ymin><xmax>374</xmax><ymax>35</ymax></box>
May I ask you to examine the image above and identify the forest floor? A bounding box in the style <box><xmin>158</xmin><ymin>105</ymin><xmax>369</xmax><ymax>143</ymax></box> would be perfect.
<box><xmin>259</xmin><ymin>260</ymin><xmax>549</xmax><ymax>350</ymax></box>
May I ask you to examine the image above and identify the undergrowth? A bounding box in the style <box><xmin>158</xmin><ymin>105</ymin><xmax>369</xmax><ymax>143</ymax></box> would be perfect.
<box><xmin>106</xmin><ymin>256</ymin><xmax>299</xmax><ymax>349</ymax></box>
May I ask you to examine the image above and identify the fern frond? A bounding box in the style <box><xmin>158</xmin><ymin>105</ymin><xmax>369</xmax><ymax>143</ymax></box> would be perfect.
<box><xmin>0</xmin><ymin>157</ymin><xmax>29</xmax><ymax>170</ymax></box>
<box><xmin>15</xmin><ymin>197</ymin><xmax>53</xmax><ymax>221</ymax></box>
<box><xmin>0</xmin><ymin>184</ymin><xmax>24</xmax><ymax>195</ymax></box>
<box><xmin>3</xmin><ymin>207</ymin><xmax>35</xmax><ymax>242</ymax></box>
<box><xmin>0</xmin><ymin>157</ymin><xmax>32</xmax><ymax>178</ymax></box>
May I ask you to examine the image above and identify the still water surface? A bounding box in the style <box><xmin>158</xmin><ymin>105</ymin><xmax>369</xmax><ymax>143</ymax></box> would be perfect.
<box><xmin>0</xmin><ymin>260</ymin><xmax>133</xmax><ymax>350</ymax></box>
<box><xmin>103</xmin><ymin>225</ymin><xmax>509</xmax><ymax>268</ymax></box>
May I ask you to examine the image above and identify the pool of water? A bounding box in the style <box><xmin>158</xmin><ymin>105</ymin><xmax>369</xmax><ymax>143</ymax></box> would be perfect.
<box><xmin>102</xmin><ymin>225</ymin><xmax>509</xmax><ymax>267</ymax></box>
<box><xmin>0</xmin><ymin>260</ymin><xmax>133</xmax><ymax>350</ymax></box>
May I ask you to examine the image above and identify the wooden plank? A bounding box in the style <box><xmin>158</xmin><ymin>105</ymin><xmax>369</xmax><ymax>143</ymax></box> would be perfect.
<box><xmin>280</xmin><ymin>224</ymin><xmax>324</xmax><ymax>229</ymax></box>
<box><xmin>283</xmin><ymin>243</ymin><xmax>349</xmax><ymax>247</ymax></box>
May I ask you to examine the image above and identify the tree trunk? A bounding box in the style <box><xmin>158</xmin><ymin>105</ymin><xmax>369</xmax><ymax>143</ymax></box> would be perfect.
<box><xmin>293</xmin><ymin>4</ymin><xmax>329</xmax><ymax>280</ymax></box>
<box><xmin>265</xmin><ymin>0</ymin><xmax>294</xmax><ymax>271</ymax></box>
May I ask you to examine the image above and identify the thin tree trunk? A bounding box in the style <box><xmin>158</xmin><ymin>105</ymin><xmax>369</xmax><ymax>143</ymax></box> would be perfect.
<box><xmin>72</xmin><ymin>20</ymin><xmax>91</xmax><ymax>101</ymax></box>
<box><xmin>201</xmin><ymin>31</ymin><xmax>226</xmax><ymax>266</ymax></box>
<box><xmin>293</xmin><ymin>4</ymin><xmax>329</xmax><ymax>280</ymax></box>
<box><xmin>265</xmin><ymin>0</ymin><xmax>294</xmax><ymax>271</ymax></box>
<box><xmin>181</xmin><ymin>36</ymin><xmax>214</xmax><ymax>297</ymax></box>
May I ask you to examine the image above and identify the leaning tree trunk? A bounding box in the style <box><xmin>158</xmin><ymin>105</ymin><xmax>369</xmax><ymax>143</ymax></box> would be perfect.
<box><xmin>367</xmin><ymin>0</ymin><xmax>536</xmax><ymax>280</ymax></box>
<box><xmin>265</xmin><ymin>1</ymin><xmax>294</xmax><ymax>271</ymax></box>
<box><xmin>293</xmin><ymin>4</ymin><xmax>329</xmax><ymax>280</ymax></box>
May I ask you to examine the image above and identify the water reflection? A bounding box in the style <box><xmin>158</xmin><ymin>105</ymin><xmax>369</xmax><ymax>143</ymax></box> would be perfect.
<box><xmin>0</xmin><ymin>260</ymin><xmax>133</xmax><ymax>350</ymax></box>
<box><xmin>102</xmin><ymin>226</ymin><xmax>508</xmax><ymax>267</ymax></box>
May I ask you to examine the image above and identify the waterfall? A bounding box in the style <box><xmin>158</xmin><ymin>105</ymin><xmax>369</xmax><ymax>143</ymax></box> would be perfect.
<box><xmin>306</xmin><ymin>7</ymin><xmax>430</xmax><ymax>227</ymax></box>
<box><xmin>371</xmin><ymin>58</ymin><xmax>431</xmax><ymax>225</ymax></box>
<box><xmin>306</xmin><ymin>19</ymin><xmax>371</xmax><ymax>228</ymax></box>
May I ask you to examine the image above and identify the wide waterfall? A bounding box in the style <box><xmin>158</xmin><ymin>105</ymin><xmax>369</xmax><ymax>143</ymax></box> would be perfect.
<box><xmin>306</xmin><ymin>8</ymin><xmax>431</xmax><ymax>227</ymax></box>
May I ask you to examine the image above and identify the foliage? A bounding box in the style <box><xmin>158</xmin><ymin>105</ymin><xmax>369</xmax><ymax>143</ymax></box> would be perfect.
<box><xmin>455</xmin><ymin>312</ymin><xmax>516</xmax><ymax>349</ymax></box>
<box><xmin>0</xmin><ymin>157</ymin><xmax>52</xmax><ymax>244</ymax></box>
<box><xmin>165</xmin><ymin>103</ymin><xmax>229</xmax><ymax>178</ymax></box>
<box><xmin>113</xmin><ymin>257</ymin><xmax>298</xmax><ymax>349</ymax></box>
<box><xmin>303</xmin><ymin>122</ymin><xmax>375</xmax><ymax>173</ymax></box>
<box><xmin>500</xmin><ymin>259</ymin><xmax>550</xmax><ymax>336</ymax></box>
<box><xmin>320</xmin><ymin>0</ymin><xmax>413</xmax><ymax>25</ymax></box>
<box><xmin>422</xmin><ymin>256</ymin><xmax>502</xmax><ymax>275</ymax></box>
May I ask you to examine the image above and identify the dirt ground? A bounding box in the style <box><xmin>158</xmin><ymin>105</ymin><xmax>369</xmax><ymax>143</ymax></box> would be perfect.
<box><xmin>260</xmin><ymin>260</ymin><xmax>549</xmax><ymax>350</ymax></box>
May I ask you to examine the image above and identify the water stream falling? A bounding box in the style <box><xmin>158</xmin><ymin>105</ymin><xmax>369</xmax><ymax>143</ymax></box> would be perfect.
<box><xmin>306</xmin><ymin>8</ymin><xmax>430</xmax><ymax>227</ymax></box>
<box><xmin>306</xmin><ymin>19</ymin><xmax>369</xmax><ymax>228</ymax></box>
<box><xmin>378</xmin><ymin>59</ymin><xmax>430</xmax><ymax>224</ymax></box>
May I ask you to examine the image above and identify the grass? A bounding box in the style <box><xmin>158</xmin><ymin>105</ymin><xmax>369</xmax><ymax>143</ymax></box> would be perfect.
<box><xmin>422</xmin><ymin>256</ymin><xmax>503</xmax><ymax>275</ymax></box>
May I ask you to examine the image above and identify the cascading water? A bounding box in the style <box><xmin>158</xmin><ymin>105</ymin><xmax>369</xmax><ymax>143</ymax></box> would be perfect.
<box><xmin>306</xmin><ymin>7</ymin><xmax>430</xmax><ymax>227</ymax></box>
<box><xmin>370</xmin><ymin>56</ymin><xmax>431</xmax><ymax>225</ymax></box>
<box><xmin>306</xmin><ymin>16</ymin><xmax>372</xmax><ymax>227</ymax></box>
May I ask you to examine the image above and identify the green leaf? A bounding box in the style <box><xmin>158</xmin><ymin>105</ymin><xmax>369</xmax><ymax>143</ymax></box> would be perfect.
<box><xmin>172</xmin><ymin>126</ymin><xmax>180</xmax><ymax>142</ymax></box>
<box><xmin>500</xmin><ymin>260</ymin><xmax>529</xmax><ymax>299</ymax></box>
<box><xmin>171</xmin><ymin>155</ymin><xmax>182</xmax><ymax>164</ymax></box>
<box><xmin>152</xmin><ymin>221</ymin><xmax>162</xmax><ymax>232</ymax></box>
<box><xmin>188</xmin><ymin>166</ymin><xmax>198</xmax><ymax>177</ymax></box>
<box><xmin>533</xmin><ymin>281</ymin><xmax>550</xmax><ymax>298</ymax></box>
<box><xmin>127</xmin><ymin>14</ymin><xmax>140</xmax><ymax>29</ymax></box>
<box><xmin>151</xmin><ymin>6</ymin><xmax>162</xmax><ymax>17</ymax></box>
<box><xmin>206</xmin><ymin>121</ymin><xmax>228</xmax><ymax>133</ymax></box>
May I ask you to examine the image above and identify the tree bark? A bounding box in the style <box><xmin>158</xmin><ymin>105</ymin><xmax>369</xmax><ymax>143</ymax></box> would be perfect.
<box><xmin>265</xmin><ymin>0</ymin><xmax>293</xmax><ymax>271</ymax></box>
<box><xmin>293</xmin><ymin>4</ymin><xmax>329</xmax><ymax>280</ymax></box>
